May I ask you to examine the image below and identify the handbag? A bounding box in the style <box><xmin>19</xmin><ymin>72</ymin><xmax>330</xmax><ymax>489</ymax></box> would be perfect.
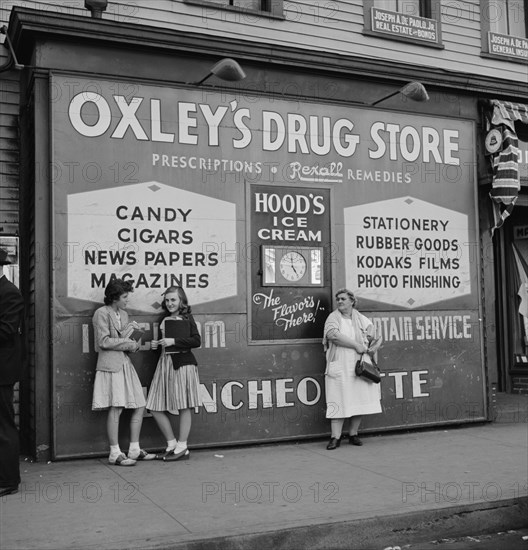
<box><xmin>355</xmin><ymin>353</ymin><xmax>381</xmax><ymax>384</ymax></box>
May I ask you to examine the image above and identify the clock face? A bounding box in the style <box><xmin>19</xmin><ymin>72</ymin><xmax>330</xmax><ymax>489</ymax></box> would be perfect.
<box><xmin>279</xmin><ymin>251</ymin><xmax>307</xmax><ymax>282</ymax></box>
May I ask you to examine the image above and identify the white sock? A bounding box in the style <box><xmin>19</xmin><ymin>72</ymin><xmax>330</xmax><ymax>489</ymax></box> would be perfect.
<box><xmin>129</xmin><ymin>442</ymin><xmax>140</xmax><ymax>453</ymax></box>
<box><xmin>175</xmin><ymin>440</ymin><xmax>187</xmax><ymax>452</ymax></box>
<box><xmin>166</xmin><ymin>439</ymin><xmax>177</xmax><ymax>451</ymax></box>
<box><xmin>109</xmin><ymin>445</ymin><xmax>121</xmax><ymax>458</ymax></box>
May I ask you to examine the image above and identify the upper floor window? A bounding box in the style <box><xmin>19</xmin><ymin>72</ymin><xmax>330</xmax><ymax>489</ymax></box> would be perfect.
<box><xmin>184</xmin><ymin>0</ymin><xmax>283</xmax><ymax>18</ymax></box>
<box><xmin>374</xmin><ymin>0</ymin><xmax>432</xmax><ymax>19</ymax></box>
<box><xmin>201</xmin><ymin>0</ymin><xmax>263</xmax><ymax>9</ymax></box>
<box><xmin>490</xmin><ymin>0</ymin><xmax>527</xmax><ymax>36</ymax></box>
<box><xmin>363</xmin><ymin>0</ymin><xmax>442</xmax><ymax>48</ymax></box>
<box><xmin>482</xmin><ymin>0</ymin><xmax>528</xmax><ymax>63</ymax></box>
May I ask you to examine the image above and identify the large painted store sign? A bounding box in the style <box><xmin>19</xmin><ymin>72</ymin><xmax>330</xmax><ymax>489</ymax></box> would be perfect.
<box><xmin>50</xmin><ymin>76</ymin><xmax>482</xmax><ymax>457</ymax></box>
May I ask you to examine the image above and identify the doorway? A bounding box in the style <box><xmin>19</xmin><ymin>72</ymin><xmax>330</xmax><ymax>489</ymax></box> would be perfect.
<box><xmin>494</xmin><ymin>197</ymin><xmax>528</xmax><ymax>392</ymax></box>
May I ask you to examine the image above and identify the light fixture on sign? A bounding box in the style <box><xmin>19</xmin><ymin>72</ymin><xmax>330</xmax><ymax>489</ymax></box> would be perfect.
<box><xmin>190</xmin><ymin>58</ymin><xmax>247</xmax><ymax>86</ymax></box>
<box><xmin>370</xmin><ymin>81</ymin><xmax>430</xmax><ymax>106</ymax></box>
<box><xmin>85</xmin><ymin>0</ymin><xmax>108</xmax><ymax>19</ymax></box>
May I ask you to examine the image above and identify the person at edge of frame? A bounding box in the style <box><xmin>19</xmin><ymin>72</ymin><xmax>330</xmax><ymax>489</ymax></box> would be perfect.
<box><xmin>0</xmin><ymin>247</ymin><xmax>25</xmax><ymax>497</ymax></box>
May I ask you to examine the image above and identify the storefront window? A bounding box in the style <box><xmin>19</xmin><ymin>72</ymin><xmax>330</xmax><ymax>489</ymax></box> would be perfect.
<box><xmin>496</xmin><ymin>202</ymin><xmax>528</xmax><ymax>391</ymax></box>
<box><xmin>0</xmin><ymin>237</ymin><xmax>18</xmax><ymax>287</ymax></box>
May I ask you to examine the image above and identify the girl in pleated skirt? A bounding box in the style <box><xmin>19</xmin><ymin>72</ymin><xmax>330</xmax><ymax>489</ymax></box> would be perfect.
<box><xmin>146</xmin><ymin>286</ymin><xmax>202</xmax><ymax>461</ymax></box>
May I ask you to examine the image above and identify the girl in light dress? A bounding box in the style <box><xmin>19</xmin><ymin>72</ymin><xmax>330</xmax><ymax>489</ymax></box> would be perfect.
<box><xmin>92</xmin><ymin>279</ymin><xmax>155</xmax><ymax>465</ymax></box>
<box><xmin>146</xmin><ymin>286</ymin><xmax>202</xmax><ymax>461</ymax></box>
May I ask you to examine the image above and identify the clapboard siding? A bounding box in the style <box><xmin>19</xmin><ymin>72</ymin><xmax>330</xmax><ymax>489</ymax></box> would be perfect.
<box><xmin>1</xmin><ymin>0</ymin><xmax>527</xmax><ymax>84</ymax></box>
<box><xmin>0</xmin><ymin>100</ymin><xmax>19</xmax><ymax>116</ymax></box>
<box><xmin>0</xmin><ymin>150</ymin><xmax>19</xmax><ymax>163</ymax></box>
<box><xmin>0</xmin><ymin>173</ymin><xmax>18</xmax><ymax>190</ymax></box>
<box><xmin>0</xmin><ymin>38</ymin><xmax>19</xmax><ymax>236</ymax></box>
<box><xmin>0</xmin><ymin>131</ymin><xmax>18</xmax><ymax>149</ymax></box>
<box><xmin>0</xmin><ymin>185</ymin><xmax>18</xmax><ymax>200</ymax></box>
<box><xmin>0</xmin><ymin>113</ymin><xmax>18</xmax><ymax>127</ymax></box>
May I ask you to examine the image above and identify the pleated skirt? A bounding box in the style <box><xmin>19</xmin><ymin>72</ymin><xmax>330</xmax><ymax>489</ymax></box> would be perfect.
<box><xmin>92</xmin><ymin>359</ymin><xmax>146</xmax><ymax>410</ymax></box>
<box><xmin>145</xmin><ymin>354</ymin><xmax>202</xmax><ymax>414</ymax></box>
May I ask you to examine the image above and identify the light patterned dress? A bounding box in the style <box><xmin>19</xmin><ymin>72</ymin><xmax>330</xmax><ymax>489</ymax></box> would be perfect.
<box><xmin>92</xmin><ymin>308</ymin><xmax>146</xmax><ymax>410</ymax></box>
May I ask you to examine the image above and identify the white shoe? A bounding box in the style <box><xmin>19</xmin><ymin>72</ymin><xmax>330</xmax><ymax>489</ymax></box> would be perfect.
<box><xmin>128</xmin><ymin>449</ymin><xmax>156</xmax><ymax>461</ymax></box>
<box><xmin>109</xmin><ymin>453</ymin><xmax>136</xmax><ymax>466</ymax></box>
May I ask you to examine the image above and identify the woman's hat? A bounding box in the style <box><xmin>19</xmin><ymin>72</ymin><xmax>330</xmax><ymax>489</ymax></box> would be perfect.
<box><xmin>0</xmin><ymin>248</ymin><xmax>13</xmax><ymax>265</ymax></box>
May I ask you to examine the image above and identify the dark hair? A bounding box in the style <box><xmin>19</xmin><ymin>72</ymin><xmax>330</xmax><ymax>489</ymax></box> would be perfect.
<box><xmin>335</xmin><ymin>288</ymin><xmax>358</xmax><ymax>307</ymax></box>
<box><xmin>104</xmin><ymin>279</ymin><xmax>134</xmax><ymax>305</ymax></box>
<box><xmin>161</xmin><ymin>286</ymin><xmax>191</xmax><ymax>315</ymax></box>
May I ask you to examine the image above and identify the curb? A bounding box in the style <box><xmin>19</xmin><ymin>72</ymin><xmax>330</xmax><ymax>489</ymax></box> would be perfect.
<box><xmin>133</xmin><ymin>497</ymin><xmax>528</xmax><ymax>550</ymax></box>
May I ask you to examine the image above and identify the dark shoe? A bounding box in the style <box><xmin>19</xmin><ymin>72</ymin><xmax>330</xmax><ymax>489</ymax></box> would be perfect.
<box><xmin>155</xmin><ymin>448</ymin><xmax>176</xmax><ymax>460</ymax></box>
<box><xmin>326</xmin><ymin>437</ymin><xmax>341</xmax><ymax>450</ymax></box>
<box><xmin>0</xmin><ymin>486</ymin><xmax>19</xmax><ymax>497</ymax></box>
<box><xmin>349</xmin><ymin>435</ymin><xmax>363</xmax><ymax>446</ymax></box>
<box><xmin>163</xmin><ymin>448</ymin><xmax>190</xmax><ymax>462</ymax></box>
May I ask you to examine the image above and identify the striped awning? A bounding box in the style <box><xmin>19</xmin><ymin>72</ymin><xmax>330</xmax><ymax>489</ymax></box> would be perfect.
<box><xmin>487</xmin><ymin>100</ymin><xmax>528</xmax><ymax>236</ymax></box>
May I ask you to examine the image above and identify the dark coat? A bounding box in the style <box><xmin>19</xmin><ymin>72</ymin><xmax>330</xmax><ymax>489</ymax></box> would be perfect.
<box><xmin>0</xmin><ymin>276</ymin><xmax>24</xmax><ymax>385</ymax></box>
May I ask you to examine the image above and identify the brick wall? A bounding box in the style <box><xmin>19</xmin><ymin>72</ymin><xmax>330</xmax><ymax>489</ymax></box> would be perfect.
<box><xmin>511</xmin><ymin>374</ymin><xmax>528</xmax><ymax>394</ymax></box>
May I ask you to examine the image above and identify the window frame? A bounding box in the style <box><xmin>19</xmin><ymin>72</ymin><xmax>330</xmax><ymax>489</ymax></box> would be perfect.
<box><xmin>481</xmin><ymin>0</ymin><xmax>528</xmax><ymax>64</ymax></box>
<box><xmin>184</xmin><ymin>0</ymin><xmax>284</xmax><ymax>19</ymax></box>
<box><xmin>362</xmin><ymin>0</ymin><xmax>443</xmax><ymax>49</ymax></box>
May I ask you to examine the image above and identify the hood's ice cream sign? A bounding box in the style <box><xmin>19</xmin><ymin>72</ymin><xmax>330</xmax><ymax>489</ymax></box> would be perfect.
<box><xmin>68</xmin><ymin>92</ymin><xmax>461</xmax><ymax>167</ymax></box>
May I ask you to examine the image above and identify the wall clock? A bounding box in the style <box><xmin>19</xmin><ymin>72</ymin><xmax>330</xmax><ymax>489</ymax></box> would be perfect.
<box><xmin>261</xmin><ymin>245</ymin><xmax>323</xmax><ymax>287</ymax></box>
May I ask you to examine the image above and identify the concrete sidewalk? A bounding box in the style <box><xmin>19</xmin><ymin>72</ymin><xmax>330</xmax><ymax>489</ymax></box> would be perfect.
<box><xmin>1</xmin><ymin>421</ymin><xmax>527</xmax><ymax>550</ymax></box>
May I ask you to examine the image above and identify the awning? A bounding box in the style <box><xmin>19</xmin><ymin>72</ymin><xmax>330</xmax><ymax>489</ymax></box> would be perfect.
<box><xmin>485</xmin><ymin>100</ymin><xmax>528</xmax><ymax>235</ymax></box>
